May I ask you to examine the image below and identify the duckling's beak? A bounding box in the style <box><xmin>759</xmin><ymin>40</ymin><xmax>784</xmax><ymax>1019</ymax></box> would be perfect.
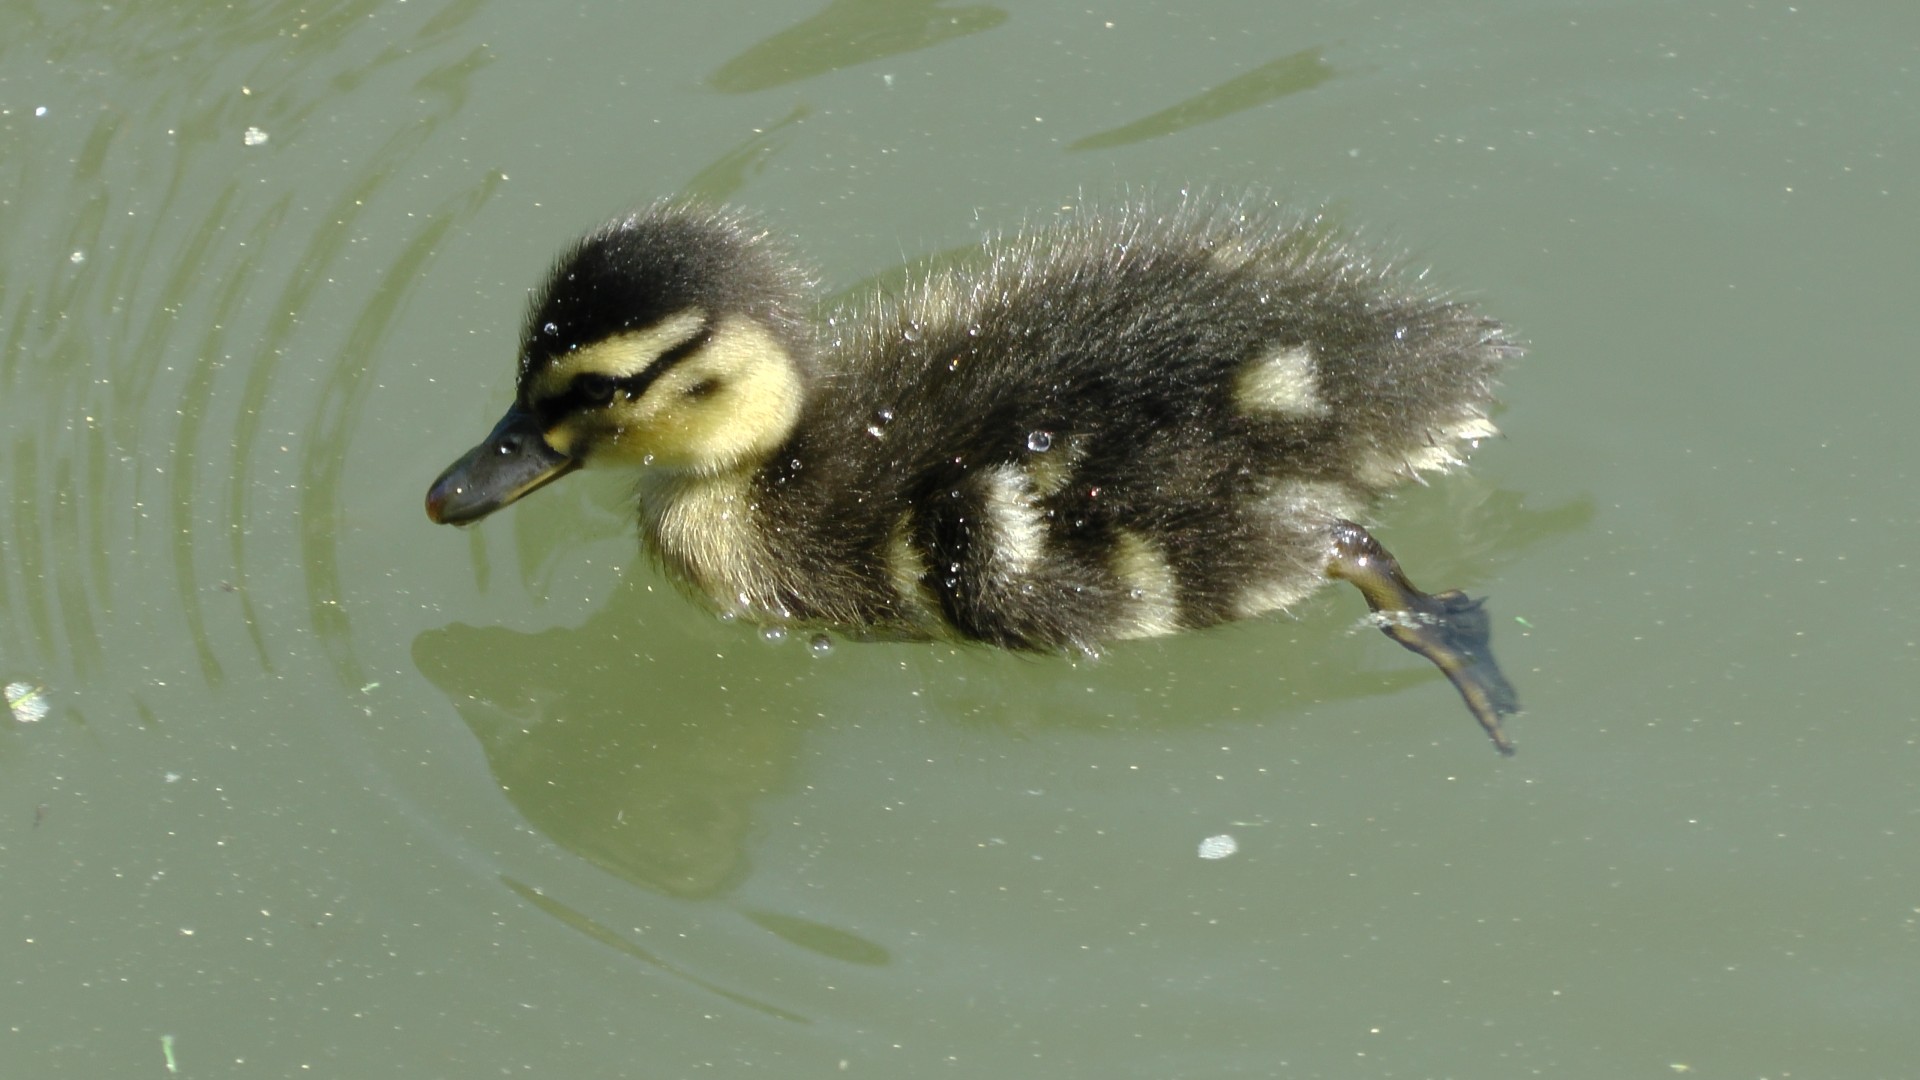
<box><xmin>425</xmin><ymin>406</ymin><xmax>581</xmax><ymax>525</ymax></box>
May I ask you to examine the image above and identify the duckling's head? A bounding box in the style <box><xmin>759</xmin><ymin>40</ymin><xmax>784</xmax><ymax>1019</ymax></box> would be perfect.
<box><xmin>426</xmin><ymin>205</ymin><xmax>813</xmax><ymax>525</ymax></box>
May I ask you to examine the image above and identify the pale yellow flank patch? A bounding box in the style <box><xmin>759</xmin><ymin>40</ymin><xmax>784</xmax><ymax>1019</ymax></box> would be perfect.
<box><xmin>636</xmin><ymin>469</ymin><xmax>780</xmax><ymax>617</ymax></box>
<box><xmin>884</xmin><ymin>510</ymin><xmax>948</xmax><ymax>635</ymax></box>
<box><xmin>1109</xmin><ymin>530</ymin><xmax>1181</xmax><ymax>639</ymax></box>
<box><xmin>1025</xmin><ymin>433</ymin><xmax>1083</xmax><ymax>498</ymax></box>
<box><xmin>1352</xmin><ymin>411</ymin><xmax>1499</xmax><ymax>490</ymax></box>
<box><xmin>1232</xmin><ymin>479</ymin><xmax>1360</xmax><ymax>618</ymax></box>
<box><xmin>1234</xmin><ymin>344</ymin><xmax>1328</xmax><ymax>418</ymax></box>
<box><xmin>980</xmin><ymin>465</ymin><xmax>1047</xmax><ymax>580</ymax></box>
<box><xmin>1450</xmin><ymin>414</ymin><xmax>1499</xmax><ymax>443</ymax></box>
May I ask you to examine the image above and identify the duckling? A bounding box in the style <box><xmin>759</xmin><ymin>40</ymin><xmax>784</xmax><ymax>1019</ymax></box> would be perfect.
<box><xmin>426</xmin><ymin>199</ymin><xmax>1522</xmax><ymax>753</ymax></box>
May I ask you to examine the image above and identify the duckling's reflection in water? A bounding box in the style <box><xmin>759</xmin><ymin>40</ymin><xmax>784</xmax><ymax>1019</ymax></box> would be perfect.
<box><xmin>412</xmin><ymin>578</ymin><xmax>791</xmax><ymax>899</ymax></box>
<box><xmin>414</xmin><ymin>477</ymin><xmax>1589</xmax><ymax>901</ymax></box>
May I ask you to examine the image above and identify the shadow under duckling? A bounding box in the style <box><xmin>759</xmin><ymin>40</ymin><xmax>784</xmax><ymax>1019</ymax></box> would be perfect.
<box><xmin>427</xmin><ymin>198</ymin><xmax>1523</xmax><ymax>753</ymax></box>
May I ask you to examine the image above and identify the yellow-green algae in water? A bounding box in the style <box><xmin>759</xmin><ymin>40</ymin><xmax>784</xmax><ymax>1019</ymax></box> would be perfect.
<box><xmin>5</xmin><ymin>682</ymin><xmax>49</xmax><ymax>724</ymax></box>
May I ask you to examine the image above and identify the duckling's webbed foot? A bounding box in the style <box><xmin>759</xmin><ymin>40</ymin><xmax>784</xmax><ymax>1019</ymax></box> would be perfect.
<box><xmin>1325</xmin><ymin>521</ymin><xmax>1519</xmax><ymax>755</ymax></box>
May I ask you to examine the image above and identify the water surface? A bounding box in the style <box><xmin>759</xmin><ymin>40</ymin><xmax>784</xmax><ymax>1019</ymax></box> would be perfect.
<box><xmin>3</xmin><ymin>2</ymin><xmax>1916</xmax><ymax>1076</ymax></box>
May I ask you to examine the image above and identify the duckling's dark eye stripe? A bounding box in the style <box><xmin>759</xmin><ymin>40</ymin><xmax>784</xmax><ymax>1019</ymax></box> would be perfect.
<box><xmin>619</xmin><ymin>323</ymin><xmax>714</xmax><ymax>400</ymax></box>
<box><xmin>550</xmin><ymin>324</ymin><xmax>715</xmax><ymax>413</ymax></box>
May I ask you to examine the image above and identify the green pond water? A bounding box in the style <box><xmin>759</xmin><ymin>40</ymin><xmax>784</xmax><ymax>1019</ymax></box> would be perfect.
<box><xmin>3</xmin><ymin>2</ymin><xmax>1916</xmax><ymax>1076</ymax></box>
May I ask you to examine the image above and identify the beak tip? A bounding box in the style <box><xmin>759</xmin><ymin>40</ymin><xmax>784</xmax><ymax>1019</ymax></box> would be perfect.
<box><xmin>424</xmin><ymin>476</ymin><xmax>455</xmax><ymax>524</ymax></box>
<box><xmin>425</xmin><ymin>472</ymin><xmax>483</xmax><ymax>526</ymax></box>
<box><xmin>426</xmin><ymin>406</ymin><xmax>576</xmax><ymax>528</ymax></box>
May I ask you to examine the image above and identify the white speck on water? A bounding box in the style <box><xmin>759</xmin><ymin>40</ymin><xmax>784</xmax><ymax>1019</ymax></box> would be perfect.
<box><xmin>69</xmin><ymin>251</ymin><xmax>85</xmax><ymax>265</ymax></box>
<box><xmin>1026</xmin><ymin>430</ymin><xmax>1053</xmax><ymax>453</ymax></box>
<box><xmin>242</xmin><ymin>126</ymin><xmax>269</xmax><ymax>146</ymax></box>
<box><xmin>1197</xmin><ymin>833</ymin><xmax>1238</xmax><ymax>860</ymax></box>
<box><xmin>35</xmin><ymin>106</ymin><xmax>48</xmax><ymax>117</ymax></box>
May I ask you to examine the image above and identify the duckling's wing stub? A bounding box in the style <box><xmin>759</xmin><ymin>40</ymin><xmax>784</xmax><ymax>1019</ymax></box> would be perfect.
<box><xmin>426</xmin><ymin>406</ymin><xmax>581</xmax><ymax>525</ymax></box>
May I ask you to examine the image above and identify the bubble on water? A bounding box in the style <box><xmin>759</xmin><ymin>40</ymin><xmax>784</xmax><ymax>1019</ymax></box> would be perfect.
<box><xmin>1197</xmin><ymin>834</ymin><xmax>1238</xmax><ymax>860</ymax></box>
<box><xmin>760</xmin><ymin>626</ymin><xmax>788</xmax><ymax>644</ymax></box>
<box><xmin>1026</xmin><ymin>430</ymin><xmax>1053</xmax><ymax>453</ymax></box>
<box><xmin>808</xmin><ymin>634</ymin><xmax>834</xmax><ymax>657</ymax></box>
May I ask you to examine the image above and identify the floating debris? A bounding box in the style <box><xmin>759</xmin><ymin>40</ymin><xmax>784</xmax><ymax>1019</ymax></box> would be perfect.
<box><xmin>242</xmin><ymin>126</ymin><xmax>269</xmax><ymax>146</ymax></box>
<box><xmin>1197</xmin><ymin>833</ymin><xmax>1238</xmax><ymax>860</ymax></box>
<box><xmin>5</xmin><ymin>681</ymin><xmax>49</xmax><ymax>724</ymax></box>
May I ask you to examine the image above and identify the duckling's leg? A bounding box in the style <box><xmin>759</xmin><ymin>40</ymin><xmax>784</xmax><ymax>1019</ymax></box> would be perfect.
<box><xmin>1325</xmin><ymin>521</ymin><xmax>1519</xmax><ymax>755</ymax></box>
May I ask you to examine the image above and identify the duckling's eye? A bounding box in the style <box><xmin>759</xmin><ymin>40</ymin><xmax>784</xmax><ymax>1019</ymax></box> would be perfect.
<box><xmin>574</xmin><ymin>373</ymin><xmax>617</xmax><ymax>407</ymax></box>
<box><xmin>685</xmin><ymin>377</ymin><xmax>721</xmax><ymax>400</ymax></box>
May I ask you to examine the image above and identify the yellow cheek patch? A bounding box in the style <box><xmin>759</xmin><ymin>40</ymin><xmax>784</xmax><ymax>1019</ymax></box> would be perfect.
<box><xmin>539</xmin><ymin>316</ymin><xmax>805</xmax><ymax>474</ymax></box>
<box><xmin>627</xmin><ymin>317</ymin><xmax>802</xmax><ymax>472</ymax></box>
<box><xmin>542</xmin><ymin>420</ymin><xmax>579</xmax><ymax>457</ymax></box>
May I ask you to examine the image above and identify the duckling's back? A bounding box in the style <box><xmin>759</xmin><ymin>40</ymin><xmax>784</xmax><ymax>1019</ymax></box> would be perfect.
<box><xmin>736</xmin><ymin>203</ymin><xmax>1514</xmax><ymax>652</ymax></box>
